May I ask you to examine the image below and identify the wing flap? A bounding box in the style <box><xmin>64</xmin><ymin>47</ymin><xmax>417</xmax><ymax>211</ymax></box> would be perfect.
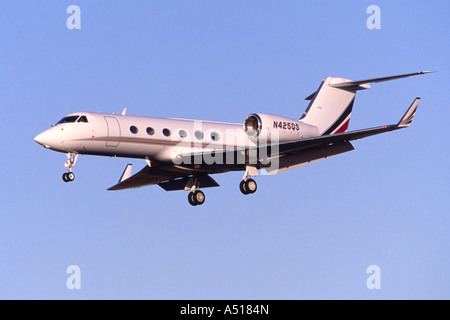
<box><xmin>158</xmin><ymin>174</ymin><xmax>220</xmax><ymax>191</ymax></box>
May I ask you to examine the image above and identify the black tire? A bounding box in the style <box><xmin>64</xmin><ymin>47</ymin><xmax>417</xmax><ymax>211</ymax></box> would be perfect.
<box><xmin>62</xmin><ymin>173</ymin><xmax>69</xmax><ymax>182</ymax></box>
<box><xmin>240</xmin><ymin>180</ymin><xmax>249</xmax><ymax>195</ymax></box>
<box><xmin>245</xmin><ymin>179</ymin><xmax>257</xmax><ymax>194</ymax></box>
<box><xmin>188</xmin><ymin>191</ymin><xmax>197</xmax><ymax>206</ymax></box>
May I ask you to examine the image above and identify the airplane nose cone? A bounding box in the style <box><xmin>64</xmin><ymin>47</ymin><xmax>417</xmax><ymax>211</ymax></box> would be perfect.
<box><xmin>34</xmin><ymin>133</ymin><xmax>49</xmax><ymax>148</ymax></box>
<box><xmin>34</xmin><ymin>130</ymin><xmax>54</xmax><ymax>149</ymax></box>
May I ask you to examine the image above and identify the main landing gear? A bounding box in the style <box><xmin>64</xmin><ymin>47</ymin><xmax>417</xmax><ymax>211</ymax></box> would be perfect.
<box><xmin>186</xmin><ymin>168</ymin><xmax>258</xmax><ymax>206</ymax></box>
<box><xmin>239</xmin><ymin>166</ymin><xmax>258</xmax><ymax>195</ymax></box>
<box><xmin>62</xmin><ymin>152</ymin><xmax>78</xmax><ymax>183</ymax></box>
<box><xmin>239</xmin><ymin>178</ymin><xmax>257</xmax><ymax>195</ymax></box>
<box><xmin>188</xmin><ymin>190</ymin><xmax>205</xmax><ymax>206</ymax></box>
<box><xmin>186</xmin><ymin>175</ymin><xmax>206</xmax><ymax>206</ymax></box>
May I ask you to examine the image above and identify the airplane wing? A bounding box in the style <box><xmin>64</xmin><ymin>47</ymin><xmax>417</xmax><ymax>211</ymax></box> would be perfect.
<box><xmin>109</xmin><ymin>98</ymin><xmax>419</xmax><ymax>190</ymax></box>
<box><xmin>107</xmin><ymin>164</ymin><xmax>185</xmax><ymax>190</ymax></box>
<box><xmin>177</xmin><ymin>98</ymin><xmax>420</xmax><ymax>173</ymax></box>
<box><xmin>278</xmin><ymin>97</ymin><xmax>419</xmax><ymax>154</ymax></box>
<box><xmin>107</xmin><ymin>161</ymin><xmax>220</xmax><ymax>191</ymax></box>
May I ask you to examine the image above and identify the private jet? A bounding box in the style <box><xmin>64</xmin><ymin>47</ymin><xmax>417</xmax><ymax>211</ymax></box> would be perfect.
<box><xmin>34</xmin><ymin>71</ymin><xmax>430</xmax><ymax>206</ymax></box>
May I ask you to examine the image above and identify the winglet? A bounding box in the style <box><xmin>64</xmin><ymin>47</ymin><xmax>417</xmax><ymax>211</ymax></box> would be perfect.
<box><xmin>398</xmin><ymin>98</ymin><xmax>420</xmax><ymax>128</ymax></box>
<box><xmin>119</xmin><ymin>164</ymin><xmax>133</xmax><ymax>182</ymax></box>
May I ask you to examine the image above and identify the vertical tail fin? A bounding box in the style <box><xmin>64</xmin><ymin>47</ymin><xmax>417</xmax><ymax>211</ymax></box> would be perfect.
<box><xmin>299</xmin><ymin>72</ymin><xmax>432</xmax><ymax>136</ymax></box>
<box><xmin>300</xmin><ymin>77</ymin><xmax>361</xmax><ymax>135</ymax></box>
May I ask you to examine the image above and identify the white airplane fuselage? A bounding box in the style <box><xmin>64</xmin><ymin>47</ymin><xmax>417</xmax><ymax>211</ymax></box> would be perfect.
<box><xmin>35</xmin><ymin>112</ymin><xmax>249</xmax><ymax>161</ymax></box>
<box><xmin>34</xmin><ymin>71</ymin><xmax>428</xmax><ymax>205</ymax></box>
<box><xmin>34</xmin><ymin>110</ymin><xmax>319</xmax><ymax>166</ymax></box>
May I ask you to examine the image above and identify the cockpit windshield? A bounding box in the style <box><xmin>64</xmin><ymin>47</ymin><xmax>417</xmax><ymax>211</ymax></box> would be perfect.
<box><xmin>77</xmin><ymin>116</ymin><xmax>88</xmax><ymax>123</ymax></box>
<box><xmin>57</xmin><ymin>115</ymin><xmax>79</xmax><ymax>124</ymax></box>
<box><xmin>56</xmin><ymin>115</ymin><xmax>88</xmax><ymax>125</ymax></box>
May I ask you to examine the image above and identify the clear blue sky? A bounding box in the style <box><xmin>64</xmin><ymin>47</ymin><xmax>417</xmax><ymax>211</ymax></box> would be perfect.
<box><xmin>0</xmin><ymin>0</ymin><xmax>448</xmax><ymax>299</ymax></box>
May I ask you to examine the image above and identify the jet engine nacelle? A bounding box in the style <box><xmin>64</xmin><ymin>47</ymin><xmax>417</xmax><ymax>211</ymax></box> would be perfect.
<box><xmin>244</xmin><ymin>113</ymin><xmax>319</xmax><ymax>143</ymax></box>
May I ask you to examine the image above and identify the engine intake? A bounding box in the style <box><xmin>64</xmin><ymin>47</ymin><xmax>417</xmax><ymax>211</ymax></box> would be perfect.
<box><xmin>244</xmin><ymin>113</ymin><xmax>319</xmax><ymax>143</ymax></box>
<box><xmin>244</xmin><ymin>114</ymin><xmax>262</xmax><ymax>137</ymax></box>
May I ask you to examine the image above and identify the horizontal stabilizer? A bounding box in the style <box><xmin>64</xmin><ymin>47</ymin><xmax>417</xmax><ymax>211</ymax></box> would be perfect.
<box><xmin>330</xmin><ymin>71</ymin><xmax>432</xmax><ymax>89</ymax></box>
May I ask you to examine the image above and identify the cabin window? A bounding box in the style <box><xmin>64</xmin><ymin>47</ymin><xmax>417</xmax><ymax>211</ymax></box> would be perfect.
<box><xmin>146</xmin><ymin>127</ymin><xmax>155</xmax><ymax>135</ymax></box>
<box><xmin>162</xmin><ymin>128</ymin><xmax>171</xmax><ymax>137</ymax></box>
<box><xmin>130</xmin><ymin>126</ymin><xmax>138</xmax><ymax>134</ymax></box>
<box><xmin>178</xmin><ymin>129</ymin><xmax>188</xmax><ymax>139</ymax></box>
<box><xmin>56</xmin><ymin>115</ymin><xmax>79</xmax><ymax>124</ymax></box>
<box><xmin>194</xmin><ymin>130</ymin><xmax>203</xmax><ymax>140</ymax></box>
<box><xmin>210</xmin><ymin>132</ymin><xmax>220</xmax><ymax>141</ymax></box>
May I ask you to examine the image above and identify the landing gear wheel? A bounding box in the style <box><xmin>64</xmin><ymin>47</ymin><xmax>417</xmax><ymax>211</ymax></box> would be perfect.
<box><xmin>67</xmin><ymin>172</ymin><xmax>75</xmax><ymax>181</ymax></box>
<box><xmin>62</xmin><ymin>172</ymin><xmax>75</xmax><ymax>182</ymax></box>
<box><xmin>188</xmin><ymin>192</ymin><xmax>197</xmax><ymax>206</ymax></box>
<box><xmin>62</xmin><ymin>153</ymin><xmax>78</xmax><ymax>183</ymax></box>
<box><xmin>240</xmin><ymin>180</ymin><xmax>249</xmax><ymax>195</ymax></box>
<box><xmin>188</xmin><ymin>190</ymin><xmax>205</xmax><ymax>206</ymax></box>
<box><xmin>194</xmin><ymin>190</ymin><xmax>205</xmax><ymax>205</ymax></box>
<box><xmin>245</xmin><ymin>179</ymin><xmax>257</xmax><ymax>194</ymax></box>
<box><xmin>240</xmin><ymin>179</ymin><xmax>257</xmax><ymax>195</ymax></box>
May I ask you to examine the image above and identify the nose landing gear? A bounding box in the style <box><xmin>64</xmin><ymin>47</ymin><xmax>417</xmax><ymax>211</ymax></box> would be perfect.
<box><xmin>62</xmin><ymin>152</ymin><xmax>78</xmax><ymax>183</ymax></box>
<box><xmin>62</xmin><ymin>171</ymin><xmax>75</xmax><ymax>182</ymax></box>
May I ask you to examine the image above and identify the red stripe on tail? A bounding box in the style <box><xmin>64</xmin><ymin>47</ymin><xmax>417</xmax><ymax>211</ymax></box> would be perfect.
<box><xmin>334</xmin><ymin>119</ymin><xmax>350</xmax><ymax>134</ymax></box>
